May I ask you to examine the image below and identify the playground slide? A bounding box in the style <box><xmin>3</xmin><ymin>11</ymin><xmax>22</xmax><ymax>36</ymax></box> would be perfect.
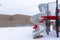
<box><xmin>30</xmin><ymin>13</ymin><xmax>47</xmax><ymax>35</ymax></box>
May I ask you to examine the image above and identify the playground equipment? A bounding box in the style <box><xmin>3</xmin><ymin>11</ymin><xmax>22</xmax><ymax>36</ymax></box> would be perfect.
<box><xmin>30</xmin><ymin>1</ymin><xmax>60</xmax><ymax>37</ymax></box>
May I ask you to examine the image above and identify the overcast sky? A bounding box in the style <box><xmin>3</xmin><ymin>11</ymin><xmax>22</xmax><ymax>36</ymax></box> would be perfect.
<box><xmin>0</xmin><ymin>0</ymin><xmax>60</xmax><ymax>16</ymax></box>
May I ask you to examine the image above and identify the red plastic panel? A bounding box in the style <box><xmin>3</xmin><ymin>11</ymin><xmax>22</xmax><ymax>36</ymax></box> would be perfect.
<box><xmin>33</xmin><ymin>24</ymin><xmax>37</xmax><ymax>30</ymax></box>
<box><xmin>42</xmin><ymin>16</ymin><xmax>60</xmax><ymax>20</ymax></box>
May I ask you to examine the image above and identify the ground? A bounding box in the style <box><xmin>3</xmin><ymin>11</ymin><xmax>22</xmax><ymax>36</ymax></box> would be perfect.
<box><xmin>0</xmin><ymin>26</ymin><xmax>60</xmax><ymax>40</ymax></box>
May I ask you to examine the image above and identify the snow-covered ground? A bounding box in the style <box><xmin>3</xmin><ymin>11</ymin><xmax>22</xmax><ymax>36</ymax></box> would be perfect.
<box><xmin>0</xmin><ymin>26</ymin><xmax>33</xmax><ymax>40</ymax></box>
<box><xmin>0</xmin><ymin>26</ymin><xmax>60</xmax><ymax>40</ymax></box>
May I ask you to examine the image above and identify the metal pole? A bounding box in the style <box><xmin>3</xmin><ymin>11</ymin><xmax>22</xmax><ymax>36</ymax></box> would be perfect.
<box><xmin>56</xmin><ymin>0</ymin><xmax>59</xmax><ymax>37</ymax></box>
<box><xmin>0</xmin><ymin>4</ymin><xmax>1</xmax><ymax>6</ymax></box>
<box><xmin>46</xmin><ymin>4</ymin><xmax>50</xmax><ymax>35</ymax></box>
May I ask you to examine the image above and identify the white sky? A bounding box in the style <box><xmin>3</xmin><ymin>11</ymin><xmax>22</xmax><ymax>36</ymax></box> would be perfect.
<box><xmin>0</xmin><ymin>0</ymin><xmax>60</xmax><ymax>16</ymax></box>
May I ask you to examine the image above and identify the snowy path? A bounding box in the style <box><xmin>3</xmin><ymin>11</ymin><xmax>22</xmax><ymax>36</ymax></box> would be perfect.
<box><xmin>0</xmin><ymin>26</ymin><xmax>60</xmax><ymax>40</ymax></box>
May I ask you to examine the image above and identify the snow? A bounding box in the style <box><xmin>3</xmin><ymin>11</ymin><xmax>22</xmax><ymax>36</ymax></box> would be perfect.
<box><xmin>0</xmin><ymin>26</ymin><xmax>60</xmax><ymax>40</ymax></box>
<box><xmin>0</xmin><ymin>26</ymin><xmax>33</xmax><ymax>40</ymax></box>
